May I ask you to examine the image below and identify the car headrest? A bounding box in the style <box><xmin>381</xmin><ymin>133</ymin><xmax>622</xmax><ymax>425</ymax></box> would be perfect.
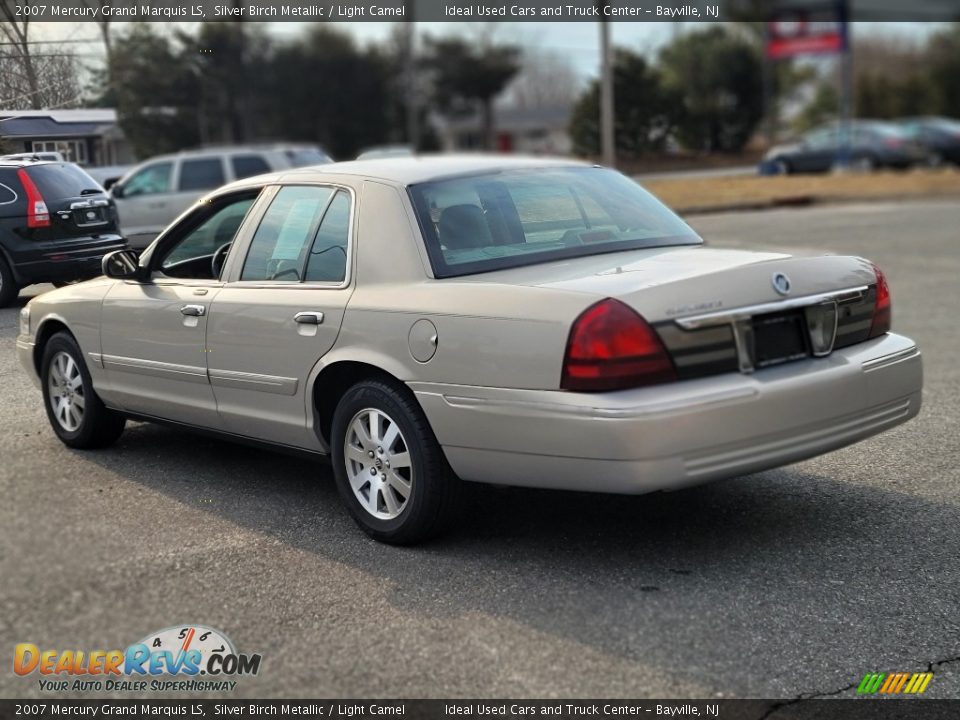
<box><xmin>438</xmin><ymin>204</ymin><xmax>492</xmax><ymax>250</ymax></box>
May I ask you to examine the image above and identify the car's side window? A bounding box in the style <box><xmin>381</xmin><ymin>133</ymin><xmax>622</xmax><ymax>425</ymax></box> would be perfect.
<box><xmin>241</xmin><ymin>186</ymin><xmax>335</xmax><ymax>282</ymax></box>
<box><xmin>804</xmin><ymin>128</ymin><xmax>839</xmax><ymax>149</ymax></box>
<box><xmin>231</xmin><ymin>155</ymin><xmax>271</xmax><ymax>180</ymax></box>
<box><xmin>304</xmin><ymin>190</ymin><xmax>350</xmax><ymax>283</ymax></box>
<box><xmin>178</xmin><ymin>158</ymin><xmax>226</xmax><ymax>192</ymax></box>
<box><xmin>123</xmin><ymin>162</ymin><xmax>173</xmax><ymax>197</ymax></box>
<box><xmin>156</xmin><ymin>195</ymin><xmax>257</xmax><ymax>279</ymax></box>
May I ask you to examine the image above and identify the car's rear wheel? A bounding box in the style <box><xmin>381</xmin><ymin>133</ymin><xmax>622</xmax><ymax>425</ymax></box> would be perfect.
<box><xmin>41</xmin><ymin>332</ymin><xmax>125</xmax><ymax>449</ymax></box>
<box><xmin>0</xmin><ymin>256</ymin><xmax>18</xmax><ymax>308</ymax></box>
<box><xmin>330</xmin><ymin>379</ymin><xmax>462</xmax><ymax>544</ymax></box>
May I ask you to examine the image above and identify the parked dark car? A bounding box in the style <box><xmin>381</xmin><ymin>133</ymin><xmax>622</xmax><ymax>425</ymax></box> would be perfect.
<box><xmin>760</xmin><ymin>121</ymin><xmax>928</xmax><ymax>175</ymax></box>
<box><xmin>0</xmin><ymin>160</ymin><xmax>127</xmax><ymax>307</ymax></box>
<box><xmin>898</xmin><ymin>117</ymin><xmax>960</xmax><ymax>166</ymax></box>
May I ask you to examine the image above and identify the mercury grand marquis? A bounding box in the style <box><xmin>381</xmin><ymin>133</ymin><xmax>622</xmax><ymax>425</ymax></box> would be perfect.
<box><xmin>17</xmin><ymin>156</ymin><xmax>923</xmax><ymax>543</ymax></box>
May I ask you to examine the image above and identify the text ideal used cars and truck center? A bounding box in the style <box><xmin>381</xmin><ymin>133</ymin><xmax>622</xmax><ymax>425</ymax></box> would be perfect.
<box><xmin>16</xmin><ymin>156</ymin><xmax>923</xmax><ymax>543</ymax></box>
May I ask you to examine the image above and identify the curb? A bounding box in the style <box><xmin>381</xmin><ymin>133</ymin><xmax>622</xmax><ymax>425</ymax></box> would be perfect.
<box><xmin>674</xmin><ymin>191</ymin><xmax>960</xmax><ymax>216</ymax></box>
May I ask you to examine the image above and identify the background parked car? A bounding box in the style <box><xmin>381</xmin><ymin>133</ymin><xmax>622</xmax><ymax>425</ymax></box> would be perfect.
<box><xmin>0</xmin><ymin>159</ymin><xmax>126</xmax><ymax>307</ymax></box>
<box><xmin>111</xmin><ymin>144</ymin><xmax>332</xmax><ymax>249</ymax></box>
<box><xmin>760</xmin><ymin>121</ymin><xmax>928</xmax><ymax>174</ymax></box>
<box><xmin>85</xmin><ymin>164</ymin><xmax>134</xmax><ymax>191</ymax></box>
<box><xmin>897</xmin><ymin>116</ymin><xmax>960</xmax><ymax>167</ymax></box>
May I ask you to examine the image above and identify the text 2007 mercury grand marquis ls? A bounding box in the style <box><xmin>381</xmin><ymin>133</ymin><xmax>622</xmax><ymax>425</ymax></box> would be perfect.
<box><xmin>17</xmin><ymin>156</ymin><xmax>923</xmax><ymax>543</ymax></box>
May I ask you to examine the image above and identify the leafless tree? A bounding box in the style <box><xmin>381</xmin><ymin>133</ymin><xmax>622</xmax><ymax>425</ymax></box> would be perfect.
<box><xmin>0</xmin><ymin>3</ymin><xmax>40</xmax><ymax>108</ymax></box>
<box><xmin>0</xmin><ymin>2</ymin><xmax>82</xmax><ymax>109</ymax></box>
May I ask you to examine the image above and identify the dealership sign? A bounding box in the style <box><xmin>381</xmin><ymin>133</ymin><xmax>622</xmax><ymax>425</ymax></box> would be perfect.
<box><xmin>766</xmin><ymin>2</ymin><xmax>849</xmax><ymax>59</ymax></box>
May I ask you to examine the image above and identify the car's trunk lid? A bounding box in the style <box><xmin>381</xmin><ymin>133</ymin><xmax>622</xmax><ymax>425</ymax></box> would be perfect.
<box><xmin>459</xmin><ymin>245</ymin><xmax>876</xmax><ymax>323</ymax></box>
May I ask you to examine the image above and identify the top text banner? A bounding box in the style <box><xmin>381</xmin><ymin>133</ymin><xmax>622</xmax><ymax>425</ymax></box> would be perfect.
<box><xmin>1</xmin><ymin>0</ymin><xmax>956</xmax><ymax>22</ymax></box>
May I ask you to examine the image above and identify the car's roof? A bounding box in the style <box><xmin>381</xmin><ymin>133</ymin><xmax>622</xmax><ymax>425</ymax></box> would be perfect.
<box><xmin>0</xmin><ymin>158</ymin><xmax>59</xmax><ymax>169</ymax></box>
<box><xmin>275</xmin><ymin>154</ymin><xmax>593</xmax><ymax>186</ymax></box>
<box><xmin>136</xmin><ymin>144</ymin><xmax>325</xmax><ymax>164</ymax></box>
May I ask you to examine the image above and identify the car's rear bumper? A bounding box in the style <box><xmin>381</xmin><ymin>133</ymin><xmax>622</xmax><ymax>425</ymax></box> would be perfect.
<box><xmin>3</xmin><ymin>234</ymin><xmax>127</xmax><ymax>285</ymax></box>
<box><xmin>412</xmin><ymin>332</ymin><xmax>922</xmax><ymax>493</ymax></box>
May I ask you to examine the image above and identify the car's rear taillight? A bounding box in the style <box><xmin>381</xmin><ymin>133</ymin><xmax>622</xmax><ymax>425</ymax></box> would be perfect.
<box><xmin>868</xmin><ymin>264</ymin><xmax>891</xmax><ymax>338</ymax></box>
<box><xmin>17</xmin><ymin>169</ymin><xmax>50</xmax><ymax>228</ymax></box>
<box><xmin>561</xmin><ymin>298</ymin><xmax>676</xmax><ymax>392</ymax></box>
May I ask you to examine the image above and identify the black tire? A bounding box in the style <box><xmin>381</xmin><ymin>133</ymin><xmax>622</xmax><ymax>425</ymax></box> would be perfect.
<box><xmin>0</xmin><ymin>255</ymin><xmax>18</xmax><ymax>308</ymax></box>
<box><xmin>41</xmin><ymin>332</ymin><xmax>125</xmax><ymax>449</ymax></box>
<box><xmin>330</xmin><ymin>378</ymin><xmax>463</xmax><ymax>544</ymax></box>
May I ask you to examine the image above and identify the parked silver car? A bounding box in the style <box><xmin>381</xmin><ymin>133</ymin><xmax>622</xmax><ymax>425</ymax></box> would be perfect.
<box><xmin>17</xmin><ymin>156</ymin><xmax>923</xmax><ymax>543</ymax></box>
<box><xmin>111</xmin><ymin>144</ymin><xmax>332</xmax><ymax>249</ymax></box>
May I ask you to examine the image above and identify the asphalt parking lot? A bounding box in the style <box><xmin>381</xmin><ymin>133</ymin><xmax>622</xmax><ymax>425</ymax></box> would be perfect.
<box><xmin>1</xmin><ymin>199</ymin><xmax>957</xmax><ymax>702</ymax></box>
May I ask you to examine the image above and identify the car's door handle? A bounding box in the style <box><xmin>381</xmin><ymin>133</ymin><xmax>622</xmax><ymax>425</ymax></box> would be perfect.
<box><xmin>294</xmin><ymin>311</ymin><xmax>324</xmax><ymax>325</ymax></box>
<box><xmin>180</xmin><ymin>304</ymin><xmax>206</xmax><ymax>317</ymax></box>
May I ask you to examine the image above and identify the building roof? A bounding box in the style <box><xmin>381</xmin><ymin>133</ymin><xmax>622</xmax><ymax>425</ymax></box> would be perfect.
<box><xmin>442</xmin><ymin>105</ymin><xmax>573</xmax><ymax>133</ymax></box>
<box><xmin>0</xmin><ymin>116</ymin><xmax>112</xmax><ymax>138</ymax></box>
<box><xmin>0</xmin><ymin>109</ymin><xmax>118</xmax><ymax>139</ymax></box>
<box><xmin>0</xmin><ymin>109</ymin><xmax>117</xmax><ymax>123</ymax></box>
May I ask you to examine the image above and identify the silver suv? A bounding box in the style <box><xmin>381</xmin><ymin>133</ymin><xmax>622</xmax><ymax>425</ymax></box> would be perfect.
<box><xmin>111</xmin><ymin>144</ymin><xmax>331</xmax><ymax>249</ymax></box>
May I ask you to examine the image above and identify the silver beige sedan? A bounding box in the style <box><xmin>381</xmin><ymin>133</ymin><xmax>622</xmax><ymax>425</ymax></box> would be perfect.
<box><xmin>17</xmin><ymin>156</ymin><xmax>923</xmax><ymax>543</ymax></box>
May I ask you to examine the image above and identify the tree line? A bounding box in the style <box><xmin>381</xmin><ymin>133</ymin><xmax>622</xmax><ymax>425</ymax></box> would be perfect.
<box><xmin>89</xmin><ymin>23</ymin><xmax>529</xmax><ymax>160</ymax></box>
<box><xmin>2</xmin><ymin>18</ymin><xmax>958</xmax><ymax>163</ymax></box>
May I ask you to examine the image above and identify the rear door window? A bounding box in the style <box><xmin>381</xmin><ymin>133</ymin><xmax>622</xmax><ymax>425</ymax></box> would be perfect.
<box><xmin>241</xmin><ymin>186</ymin><xmax>335</xmax><ymax>282</ymax></box>
<box><xmin>178</xmin><ymin>158</ymin><xmax>226</xmax><ymax>192</ymax></box>
<box><xmin>231</xmin><ymin>155</ymin><xmax>271</xmax><ymax>180</ymax></box>
<box><xmin>0</xmin><ymin>169</ymin><xmax>24</xmax><ymax>215</ymax></box>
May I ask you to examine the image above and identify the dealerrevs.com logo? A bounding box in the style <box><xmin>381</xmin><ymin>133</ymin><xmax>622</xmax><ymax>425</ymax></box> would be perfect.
<box><xmin>14</xmin><ymin>625</ymin><xmax>262</xmax><ymax>693</ymax></box>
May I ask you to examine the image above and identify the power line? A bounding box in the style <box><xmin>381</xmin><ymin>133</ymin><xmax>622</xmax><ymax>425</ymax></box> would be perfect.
<box><xmin>0</xmin><ymin>39</ymin><xmax>102</xmax><ymax>46</ymax></box>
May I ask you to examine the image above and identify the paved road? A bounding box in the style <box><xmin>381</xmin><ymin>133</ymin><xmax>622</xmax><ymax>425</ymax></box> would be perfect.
<box><xmin>1</xmin><ymin>200</ymin><xmax>958</xmax><ymax>702</ymax></box>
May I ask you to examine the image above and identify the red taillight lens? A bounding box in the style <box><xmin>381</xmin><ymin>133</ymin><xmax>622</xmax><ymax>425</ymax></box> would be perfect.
<box><xmin>17</xmin><ymin>169</ymin><xmax>50</xmax><ymax>228</ymax></box>
<box><xmin>869</xmin><ymin>264</ymin><xmax>891</xmax><ymax>338</ymax></box>
<box><xmin>561</xmin><ymin>298</ymin><xmax>676</xmax><ymax>392</ymax></box>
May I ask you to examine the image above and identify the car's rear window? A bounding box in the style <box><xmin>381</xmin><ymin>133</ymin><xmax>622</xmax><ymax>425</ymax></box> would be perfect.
<box><xmin>409</xmin><ymin>167</ymin><xmax>701</xmax><ymax>278</ymax></box>
<box><xmin>24</xmin><ymin>163</ymin><xmax>102</xmax><ymax>199</ymax></box>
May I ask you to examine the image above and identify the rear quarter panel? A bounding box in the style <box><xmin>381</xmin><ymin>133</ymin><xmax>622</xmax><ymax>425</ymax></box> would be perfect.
<box><xmin>323</xmin><ymin>179</ymin><xmax>593</xmax><ymax>390</ymax></box>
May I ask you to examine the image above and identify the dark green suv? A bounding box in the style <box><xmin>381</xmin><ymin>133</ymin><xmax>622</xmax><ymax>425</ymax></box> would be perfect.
<box><xmin>0</xmin><ymin>159</ymin><xmax>127</xmax><ymax>307</ymax></box>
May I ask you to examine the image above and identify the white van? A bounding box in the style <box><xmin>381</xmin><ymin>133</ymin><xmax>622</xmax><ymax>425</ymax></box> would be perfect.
<box><xmin>111</xmin><ymin>144</ymin><xmax>332</xmax><ymax>249</ymax></box>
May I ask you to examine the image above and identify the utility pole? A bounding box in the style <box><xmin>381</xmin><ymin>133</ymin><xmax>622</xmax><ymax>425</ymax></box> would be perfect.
<box><xmin>598</xmin><ymin>6</ymin><xmax>615</xmax><ymax>168</ymax></box>
<box><xmin>403</xmin><ymin>9</ymin><xmax>420</xmax><ymax>150</ymax></box>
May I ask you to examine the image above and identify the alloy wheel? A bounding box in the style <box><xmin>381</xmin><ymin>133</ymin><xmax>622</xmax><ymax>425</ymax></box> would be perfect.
<box><xmin>343</xmin><ymin>408</ymin><xmax>413</xmax><ymax>520</ymax></box>
<box><xmin>47</xmin><ymin>351</ymin><xmax>85</xmax><ymax>432</ymax></box>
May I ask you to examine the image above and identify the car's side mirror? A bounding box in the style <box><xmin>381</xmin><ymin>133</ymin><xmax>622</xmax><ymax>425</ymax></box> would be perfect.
<box><xmin>110</xmin><ymin>183</ymin><xmax>124</xmax><ymax>199</ymax></box>
<box><xmin>102</xmin><ymin>249</ymin><xmax>143</xmax><ymax>280</ymax></box>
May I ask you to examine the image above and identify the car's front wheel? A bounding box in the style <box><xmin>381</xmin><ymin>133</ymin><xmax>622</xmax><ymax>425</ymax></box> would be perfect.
<box><xmin>41</xmin><ymin>332</ymin><xmax>125</xmax><ymax>449</ymax></box>
<box><xmin>330</xmin><ymin>379</ymin><xmax>462</xmax><ymax>544</ymax></box>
